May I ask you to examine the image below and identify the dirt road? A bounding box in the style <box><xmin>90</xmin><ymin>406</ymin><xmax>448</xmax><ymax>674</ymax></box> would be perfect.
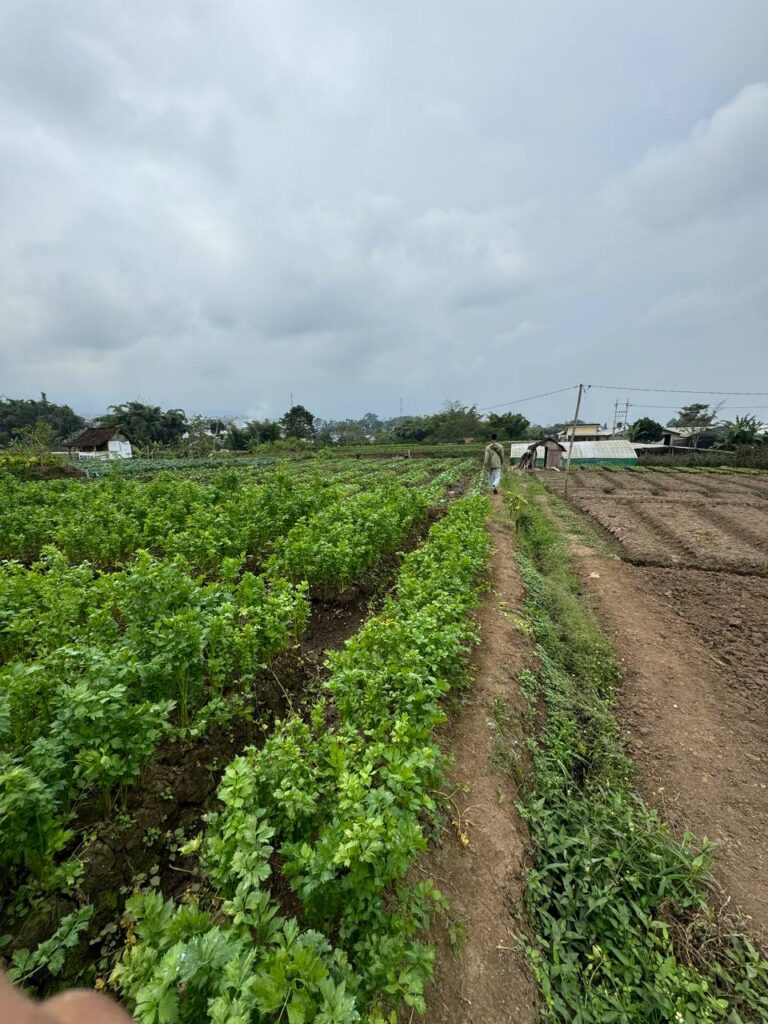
<box><xmin>423</xmin><ymin>504</ymin><xmax>538</xmax><ymax>1024</ymax></box>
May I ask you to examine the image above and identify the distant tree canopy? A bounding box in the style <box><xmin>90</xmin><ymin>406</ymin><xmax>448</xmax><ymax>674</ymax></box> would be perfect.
<box><xmin>717</xmin><ymin>415</ymin><xmax>765</xmax><ymax>448</ymax></box>
<box><xmin>8</xmin><ymin>419</ymin><xmax>59</xmax><ymax>459</ymax></box>
<box><xmin>226</xmin><ymin>419</ymin><xmax>282</xmax><ymax>449</ymax></box>
<box><xmin>0</xmin><ymin>396</ymin><xmax>84</xmax><ymax>446</ymax></box>
<box><xmin>391</xmin><ymin>402</ymin><xmax>484</xmax><ymax>443</ymax></box>
<box><xmin>486</xmin><ymin>412</ymin><xmax>530</xmax><ymax>440</ymax></box>
<box><xmin>667</xmin><ymin>403</ymin><xmax>719</xmax><ymax>447</ymax></box>
<box><xmin>280</xmin><ymin>405</ymin><xmax>316</xmax><ymax>439</ymax></box>
<box><xmin>628</xmin><ymin>417</ymin><xmax>663</xmax><ymax>443</ymax></box>
<box><xmin>98</xmin><ymin>402</ymin><xmax>188</xmax><ymax>448</ymax></box>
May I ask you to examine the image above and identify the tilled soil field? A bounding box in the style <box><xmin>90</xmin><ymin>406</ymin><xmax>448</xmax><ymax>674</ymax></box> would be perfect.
<box><xmin>541</xmin><ymin>470</ymin><xmax>768</xmax><ymax>573</ymax></box>
<box><xmin>538</xmin><ymin>467</ymin><xmax>768</xmax><ymax>931</ymax></box>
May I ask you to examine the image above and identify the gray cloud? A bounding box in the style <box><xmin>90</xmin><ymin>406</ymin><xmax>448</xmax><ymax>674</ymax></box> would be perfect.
<box><xmin>1</xmin><ymin>0</ymin><xmax>767</xmax><ymax>425</ymax></box>
<box><xmin>615</xmin><ymin>84</ymin><xmax>768</xmax><ymax>227</ymax></box>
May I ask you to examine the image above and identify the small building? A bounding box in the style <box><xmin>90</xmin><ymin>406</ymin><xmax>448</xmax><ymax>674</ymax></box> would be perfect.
<box><xmin>661</xmin><ymin>426</ymin><xmax>688</xmax><ymax>447</ymax></box>
<box><xmin>65</xmin><ymin>427</ymin><xmax>133</xmax><ymax>460</ymax></box>
<box><xmin>511</xmin><ymin>438</ymin><xmax>638</xmax><ymax>468</ymax></box>
<box><xmin>558</xmin><ymin>423</ymin><xmax>603</xmax><ymax>442</ymax></box>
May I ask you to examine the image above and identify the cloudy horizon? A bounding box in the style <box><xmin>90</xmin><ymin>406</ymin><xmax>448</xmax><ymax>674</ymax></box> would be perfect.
<box><xmin>1</xmin><ymin>1</ymin><xmax>767</xmax><ymax>428</ymax></box>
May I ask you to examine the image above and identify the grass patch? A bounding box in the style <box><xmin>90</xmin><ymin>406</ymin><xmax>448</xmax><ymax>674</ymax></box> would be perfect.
<box><xmin>504</xmin><ymin>473</ymin><xmax>768</xmax><ymax>1024</ymax></box>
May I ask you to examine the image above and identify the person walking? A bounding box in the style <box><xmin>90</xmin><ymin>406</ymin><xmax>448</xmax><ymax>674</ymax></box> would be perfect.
<box><xmin>484</xmin><ymin>433</ymin><xmax>504</xmax><ymax>494</ymax></box>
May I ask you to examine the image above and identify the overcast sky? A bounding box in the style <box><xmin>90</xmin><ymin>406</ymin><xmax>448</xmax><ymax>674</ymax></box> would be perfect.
<box><xmin>1</xmin><ymin>1</ymin><xmax>767</xmax><ymax>426</ymax></box>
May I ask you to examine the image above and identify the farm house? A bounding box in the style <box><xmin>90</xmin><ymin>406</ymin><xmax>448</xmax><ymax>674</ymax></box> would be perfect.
<box><xmin>510</xmin><ymin>438</ymin><xmax>638</xmax><ymax>467</ymax></box>
<box><xmin>65</xmin><ymin>426</ymin><xmax>133</xmax><ymax>460</ymax></box>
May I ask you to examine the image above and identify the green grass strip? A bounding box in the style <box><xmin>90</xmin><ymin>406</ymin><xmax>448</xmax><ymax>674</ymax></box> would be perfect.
<box><xmin>504</xmin><ymin>474</ymin><xmax>768</xmax><ymax>1024</ymax></box>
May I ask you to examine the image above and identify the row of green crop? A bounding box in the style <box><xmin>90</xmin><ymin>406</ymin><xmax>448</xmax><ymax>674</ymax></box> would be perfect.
<box><xmin>0</xmin><ymin>552</ymin><xmax>308</xmax><ymax>888</ymax></box>
<box><xmin>106</xmin><ymin>495</ymin><xmax>491</xmax><ymax>1023</ymax></box>
<box><xmin>0</xmin><ymin>456</ymin><xmax>469</xmax><ymax>569</ymax></box>
<box><xmin>504</xmin><ymin>474</ymin><xmax>768</xmax><ymax>1023</ymax></box>
<box><xmin>0</xmin><ymin>478</ymin><xmax>437</xmax><ymax>892</ymax></box>
<box><xmin>0</xmin><ymin>468</ymin><xmax>348</xmax><ymax>569</ymax></box>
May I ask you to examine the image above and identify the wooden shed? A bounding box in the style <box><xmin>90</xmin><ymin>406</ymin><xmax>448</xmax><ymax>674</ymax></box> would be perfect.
<box><xmin>510</xmin><ymin>438</ymin><xmax>566</xmax><ymax>470</ymax></box>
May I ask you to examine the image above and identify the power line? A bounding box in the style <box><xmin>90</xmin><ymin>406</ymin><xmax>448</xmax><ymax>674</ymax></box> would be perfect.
<box><xmin>624</xmin><ymin>402</ymin><xmax>768</xmax><ymax>411</ymax></box>
<box><xmin>479</xmin><ymin>384</ymin><xmax>579</xmax><ymax>412</ymax></box>
<box><xmin>588</xmin><ymin>384</ymin><xmax>768</xmax><ymax>396</ymax></box>
<box><xmin>481</xmin><ymin>383</ymin><xmax>768</xmax><ymax>415</ymax></box>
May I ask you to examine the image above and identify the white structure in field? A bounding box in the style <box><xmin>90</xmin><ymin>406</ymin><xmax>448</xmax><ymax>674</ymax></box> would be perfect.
<box><xmin>65</xmin><ymin>427</ymin><xmax>133</xmax><ymax>460</ymax></box>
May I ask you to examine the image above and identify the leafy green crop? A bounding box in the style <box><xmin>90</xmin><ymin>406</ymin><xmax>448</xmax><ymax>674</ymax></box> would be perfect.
<box><xmin>1</xmin><ymin>459</ymin><xmax>478</xmax><ymax>995</ymax></box>
<box><xmin>112</xmin><ymin>496</ymin><xmax>491</xmax><ymax>1022</ymax></box>
<box><xmin>0</xmin><ymin>550</ymin><xmax>309</xmax><ymax>884</ymax></box>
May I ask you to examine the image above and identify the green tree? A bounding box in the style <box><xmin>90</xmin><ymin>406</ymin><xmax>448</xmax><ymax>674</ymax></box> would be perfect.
<box><xmin>280</xmin><ymin>405</ymin><xmax>316</xmax><ymax>440</ymax></box>
<box><xmin>0</xmin><ymin>396</ymin><xmax>84</xmax><ymax>446</ymax></box>
<box><xmin>224</xmin><ymin>419</ymin><xmax>281</xmax><ymax>450</ymax></box>
<box><xmin>250</xmin><ymin>419</ymin><xmax>281</xmax><ymax>444</ymax></box>
<box><xmin>360</xmin><ymin>412</ymin><xmax>383</xmax><ymax>435</ymax></box>
<box><xmin>669</xmin><ymin>403</ymin><xmax>718</xmax><ymax>447</ymax></box>
<box><xmin>628</xmin><ymin>417</ymin><xmax>663</xmax><ymax>443</ymax></box>
<box><xmin>390</xmin><ymin>416</ymin><xmax>432</xmax><ymax>442</ymax></box>
<box><xmin>717</xmin><ymin>414</ymin><xmax>764</xmax><ymax>448</ymax></box>
<box><xmin>432</xmin><ymin>401</ymin><xmax>483</xmax><ymax>441</ymax></box>
<box><xmin>178</xmin><ymin>416</ymin><xmax>223</xmax><ymax>456</ymax></box>
<box><xmin>98</xmin><ymin>402</ymin><xmax>188</xmax><ymax>448</ymax></box>
<box><xmin>486</xmin><ymin>412</ymin><xmax>530</xmax><ymax>440</ymax></box>
<box><xmin>8</xmin><ymin>419</ymin><xmax>59</xmax><ymax>463</ymax></box>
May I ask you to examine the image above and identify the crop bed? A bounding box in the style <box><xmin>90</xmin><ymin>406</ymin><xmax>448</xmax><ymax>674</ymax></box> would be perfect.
<box><xmin>541</xmin><ymin>469</ymin><xmax>768</xmax><ymax>573</ymax></box>
<box><xmin>539</xmin><ymin>467</ymin><xmax>768</xmax><ymax>706</ymax></box>
<box><xmin>0</xmin><ymin>455</ymin><xmax>485</xmax><ymax>1021</ymax></box>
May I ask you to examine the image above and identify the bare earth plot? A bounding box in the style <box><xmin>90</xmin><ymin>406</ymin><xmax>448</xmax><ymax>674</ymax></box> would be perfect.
<box><xmin>539</xmin><ymin>470</ymin><xmax>768</xmax><ymax>935</ymax></box>
<box><xmin>546</xmin><ymin>470</ymin><xmax>768</xmax><ymax>572</ymax></box>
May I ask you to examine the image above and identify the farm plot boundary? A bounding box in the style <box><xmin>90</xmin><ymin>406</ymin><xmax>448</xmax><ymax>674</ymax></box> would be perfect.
<box><xmin>502</xmin><ymin>473</ymin><xmax>768</xmax><ymax>1024</ymax></box>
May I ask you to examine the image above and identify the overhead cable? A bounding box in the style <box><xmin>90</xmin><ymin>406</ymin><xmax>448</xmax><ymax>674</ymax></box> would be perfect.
<box><xmin>479</xmin><ymin>384</ymin><xmax>579</xmax><ymax>412</ymax></box>
<box><xmin>587</xmin><ymin>385</ymin><xmax>768</xmax><ymax>396</ymax></box>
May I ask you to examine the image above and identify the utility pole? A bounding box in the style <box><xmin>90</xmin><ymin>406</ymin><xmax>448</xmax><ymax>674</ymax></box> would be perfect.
<box><xmin>623</xmin><ymin>399</ymin><xmax>630</xmax><ymax>435</ymax></box>
<box><xmin>564</xmin><ymin>383</ymin><xmax>584</xmax><ymax>499</ymax></box>
<box><xmin>611</xmin><ymin>400</ymin><xmax>619</xmax><ymax>437</ymax></box>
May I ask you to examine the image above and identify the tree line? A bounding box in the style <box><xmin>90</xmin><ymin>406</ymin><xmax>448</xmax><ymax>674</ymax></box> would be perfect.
<box><xmin>1</xmin><ymin>395</ymin><xmax>765</xmax><ymax>454</ymax></box>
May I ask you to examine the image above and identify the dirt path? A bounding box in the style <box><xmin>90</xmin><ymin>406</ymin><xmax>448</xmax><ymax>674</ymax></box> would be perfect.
<box><xmin>422</xmin><ymin>501</ymin><xmax>538</xmax><ymax>1024</ymax></box>
<box><xmin>569</xmin><ymin>540</ymin><xmax>768</xmax><ymax>936</ymax></box>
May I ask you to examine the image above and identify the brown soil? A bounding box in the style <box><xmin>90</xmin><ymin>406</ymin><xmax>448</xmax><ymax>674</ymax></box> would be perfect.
<box><xmin>557</xmin><ymin>483</ymin><xmax>768</xmax><ymax>574</ymax></box>
<box><xmin>569</xmin><ymin>541</ymin><xmax>768</xmax><ymax>936</ymax></box>
<box><xmin>422</xmin><ymin>502</ymin><xmax>538</xmax><ymax>1024</ymax></box>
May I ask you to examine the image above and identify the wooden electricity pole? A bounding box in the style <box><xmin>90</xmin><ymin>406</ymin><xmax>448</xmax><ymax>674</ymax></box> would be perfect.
<box><xmin>563</xmin><ymin>383</ymin><xmax>584</xmax><ymax>499</ymax></box>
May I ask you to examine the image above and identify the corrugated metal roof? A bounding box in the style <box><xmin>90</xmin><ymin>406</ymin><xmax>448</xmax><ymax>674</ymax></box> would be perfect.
<box><xmin>510</xmin><ymin>440</ymin><xmax>637</xmax><ymax>460</ymax></box>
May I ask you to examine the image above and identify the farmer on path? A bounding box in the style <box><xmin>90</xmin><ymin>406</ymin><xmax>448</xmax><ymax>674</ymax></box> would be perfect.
<box><xmin>484</xmin><ymin>433</ymin><xmax>504</xmax><ymax>494</ymax></box>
